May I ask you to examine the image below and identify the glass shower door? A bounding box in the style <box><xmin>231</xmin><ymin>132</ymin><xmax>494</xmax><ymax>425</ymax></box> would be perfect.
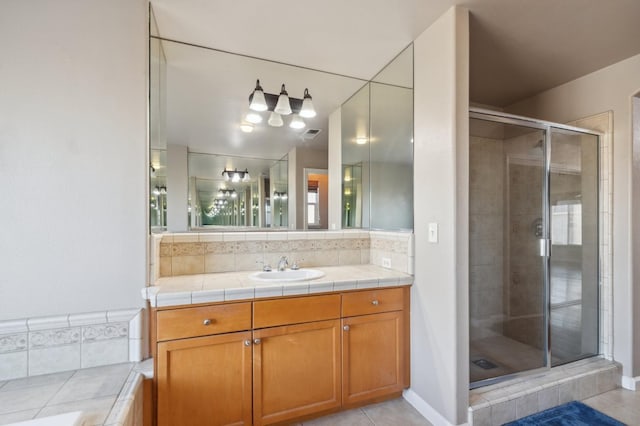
<box><xmin>469</xmin><ymin>118</ymin><xmax>548</xmax><ymax>385</ymax></box>
<box><xmin>549</xmin><ymin>128</ymin><xmax>599</xmax><ymax>365</ymax></box>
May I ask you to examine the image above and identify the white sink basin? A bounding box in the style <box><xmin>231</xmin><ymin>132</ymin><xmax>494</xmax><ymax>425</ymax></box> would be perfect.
<box><xmin>249</xmin><ymin>269</ymin><xmax>325</xmax><ymax>282</ymax></box>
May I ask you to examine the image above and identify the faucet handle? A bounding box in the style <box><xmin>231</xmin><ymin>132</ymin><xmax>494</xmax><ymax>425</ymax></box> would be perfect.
<box><xmin>290</xmin><ymin>258</ymin><xmax>304</xmax><ymax>270</ymax></box>
<box><xmin>256</xmin><ymin>259</ymin><xmax>272</xmax><ymax>272</ymax></box>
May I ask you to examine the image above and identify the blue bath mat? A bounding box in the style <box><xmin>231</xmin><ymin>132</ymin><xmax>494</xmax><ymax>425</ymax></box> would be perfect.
<box><xmin>504</xmin><ymin>401</ymin><xmax>625</xmax><ymax>425</ymax></box>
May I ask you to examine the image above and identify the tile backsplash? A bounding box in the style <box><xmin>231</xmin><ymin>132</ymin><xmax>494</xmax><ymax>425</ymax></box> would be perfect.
<box><xmin>0</xmin><ymin>308</ymin><xmax>146</xmax><ymax>381</ymax></box>
<box><xmin>151</xmin><ymin>230</ymin><xmax>414</xmax><ymax>282</ymax></box>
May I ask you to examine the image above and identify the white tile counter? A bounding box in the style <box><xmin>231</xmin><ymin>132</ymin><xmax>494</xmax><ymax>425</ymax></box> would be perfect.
<box><xmin>142</xmin><ymin>264</ymin><xmax>414</xmax><ymax>308</ymax></box>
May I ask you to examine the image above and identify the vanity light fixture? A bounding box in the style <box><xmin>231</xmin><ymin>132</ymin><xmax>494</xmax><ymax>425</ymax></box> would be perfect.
<box><xmin>222</xmin><ymin>168</ymin><xmax>251</xmax><ymax>183</ymax></box>
<box><xmin>249</xmin><ymin>79</ymin><xmax>268</xmax><ymax>112</ymax></box>
<box><xmin>149</xmin><ymin>163</ymin><xmax>156</xmax><ymax>178</ymax></box>
<box><xmin>217</xmin><ymin>188</ymin><xmax>237</xmax><ymax>198</ymax></box>
<box><xmin>153</xmin><ymin>185</ymin><xmax>167</xmax><ymax>195</ymax></box>
<box><xmin>273</xmin><ymin>191</ymin><xmax>288</xmax><ymax>200</ymax></box>
<box><xmin>274</xmin><ymin>84</ymin><xmax>292</xmax><ymax>115</ymax></box>
<box><xmin>246</xmin><ymin>80</ymin><xmax>316</xmax><ymax>127</ymax></box>
<box><xmin>289</xmin><ymin>114</ymin><xmax>305</xmax><ymax>129</ymax></box>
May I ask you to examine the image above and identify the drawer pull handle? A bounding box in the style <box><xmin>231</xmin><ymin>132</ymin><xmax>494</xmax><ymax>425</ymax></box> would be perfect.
<box><xmin>203</xmin><ymin>319</ymin><xmax>212</xmax><ymax>326</ymax></box>
<box><xmin>371</xmin><ymin>300</ymin><xmax>379</xmax><ymax>306</ymax></box>
<box><xmin>253</xmin><ymin>338</ymin><xmax>261</xmax><ymax>345</ymax></box>
<box><xmin>244</xmin><ymin>340</ymin><xmax>251</xmax><ymax>347</ymax></box>
<box><xmin>343</xmin><ymin>325</ymin><xmax>350</xmax><ymax>331</ymax></box>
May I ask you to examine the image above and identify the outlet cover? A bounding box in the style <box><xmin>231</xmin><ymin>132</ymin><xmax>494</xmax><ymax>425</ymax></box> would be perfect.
<box><xmin>382</xmin><ymin>257</ymin><xmax>391</xmax><ymax>268</ymax></box>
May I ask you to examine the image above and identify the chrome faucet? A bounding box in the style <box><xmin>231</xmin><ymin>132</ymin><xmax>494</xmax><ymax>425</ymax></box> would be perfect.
<box><xmin>277</xmin><ymin>256</ymin><xmax>289</xmax><ymax>271</ymax></box>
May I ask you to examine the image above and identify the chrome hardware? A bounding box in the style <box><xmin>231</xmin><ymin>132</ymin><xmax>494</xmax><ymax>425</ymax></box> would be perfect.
<box><xmin>343</xmin><ymin>325</ymin><xmax>350</xmax><ymax>331</ymax></box>
<box><xmin>277</xmin><ymin>256</ymin><xmax>289</xmax><ymax>271</ymax></box>
<box><xmin>256</xmin><ymin>259</ymin><xmax>272</xmax><ymax>272</ymax></box>
<box><xmin>290</xmin><ymin>258</ymin><xmax>304</xmax><ymax>270</ymax></box>
<box><xmin>371</xmin><ymin>300</ymin><xmax>379</xmax><ymax>306</ymax></box>
<box><xmin>244</xmin><ymin>340</ymin><xmax>251</xmax><ymax>347</ymax></box>
<box><xmin>203</xmin><ymin>319</ymin><xmax>212</xmax><ymax>326</ymax></box>
<box><xmin>253</xmin><ymin>338</ymin><xmax>261</xmax><ymax>345</ymax></box>
<box><xmin>539</xmin><ymin>238</ymin><xmax>550</xmax><ymax>257</ymax></box>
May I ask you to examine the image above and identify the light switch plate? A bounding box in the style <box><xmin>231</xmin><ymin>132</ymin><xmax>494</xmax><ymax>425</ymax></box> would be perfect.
<box><xmin>428</xmin><ymin>223</ymin><xmax>438</xmax><ymax>243</ymax></box>
<box><xmin>382</xmin><ymin>257</ymin><xmax>391</xmax><ymax>268</ymax></box>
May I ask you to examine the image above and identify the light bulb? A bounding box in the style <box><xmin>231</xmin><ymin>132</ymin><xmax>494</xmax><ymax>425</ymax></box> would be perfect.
<box><xmin>246</xmin><ymin>112</ymin><xmax>262</xmax><ymax>124</ymax></box>
<box><xmin>299</xmin><ymin>88</ymin><xmax>316</xmax><ymax>118</ymax></box>
<box><xmin>249</xmin><ymin>79</ymin><xmax>268</xmax><ymax>112</ymax></box>
<box><xmin>274</xmin><ymin>84</ymin><xmax>292</xmax><ymax>115</ymax></box>
<box><xmin>232</xmin><ymin>173</ymin><xmax>241</xmax><ymax>183</ymax></box>
<box><xmin>268</xmin><ymin>111</ymin><xmax>283</xmax><ymax>127</ymax></box>
<box><xmin>289</xmin><ymin>114</ymin><xmax>305</xmax><ymax>129</ymax></box>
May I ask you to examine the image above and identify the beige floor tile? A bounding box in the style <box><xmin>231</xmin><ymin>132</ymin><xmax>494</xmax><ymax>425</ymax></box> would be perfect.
<box><xmin>583</xmin><ymin>388</ymin><xmax>640</xmax><ymax>425</ymax></box>
<box><xmin>303</xmin><ymin>408</ymin><xmax>373</xmax><ymax>426</ymax></box>
<box><xmin>362</xmin><ymin>398</ymin><xmax>433</xmax><ymax>426</ymax></box>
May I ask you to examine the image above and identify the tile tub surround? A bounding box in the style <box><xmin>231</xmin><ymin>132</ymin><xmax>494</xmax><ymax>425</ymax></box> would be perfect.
<box><xmin>468</xmin><ymin>357</ymin><xmax>621</xmax><ymax>425</ymax></box>
<box><xmin>0</xmin><ymin>363</ymin><xmax>144</xmax><ymax>426</ymax></box>
<box><xmin>152</xmin><ymin>230</ymin><xmax>414</xmax><ymax>280</ymax></box>
<box><xmin>0</xmin><ymin>309</ymin><xmax>145</xmax><ymax>381</ymax></box>
<box><xmin>142</xmin><ymin>264</ymin><xmax>413</xmax><ymax>308</ymax></box>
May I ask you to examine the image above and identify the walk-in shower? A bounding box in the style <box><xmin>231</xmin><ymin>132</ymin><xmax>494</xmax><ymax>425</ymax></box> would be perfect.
<box><xmin>469</xmin><ymin>108</ymin><xmax>600</xmax><ymax>387</ymax></box>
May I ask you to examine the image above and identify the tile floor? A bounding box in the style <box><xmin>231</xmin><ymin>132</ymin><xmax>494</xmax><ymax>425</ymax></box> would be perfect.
<box><xmin>301</xmin><ymin>388</ymin><xmax>640</xmax><ymax>426</ymax></box>
<box><xmin>583</xmin><ymin>387</ymin><xmax>640</xmax><ymax>425</ymax></box>
<box><xmin>294</xmin><ymin>398</ymin><xmax>433</xmax><ymax>426</ymax></box>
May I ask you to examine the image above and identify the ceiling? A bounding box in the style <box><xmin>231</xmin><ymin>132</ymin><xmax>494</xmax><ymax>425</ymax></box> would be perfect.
<box><xmin>150</xmin><ymin>0</ymin><xmax>640</xmax><ymax>160</ymax></box>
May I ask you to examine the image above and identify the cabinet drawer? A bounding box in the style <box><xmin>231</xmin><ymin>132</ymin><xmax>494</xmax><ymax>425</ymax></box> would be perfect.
<box><xmin>342</xmin><ymin>288</ymin><xmax>404</xmax><ymax>317</ymax></box>
<box><xmin>157</xmin><ymin>302</ymin><xmax>251</xmax><ymax>341</ymax></box>
<box><xmin>253</xmin><ymin>294</ymin><xmax>341</xmax><ymax>329</ymax></box>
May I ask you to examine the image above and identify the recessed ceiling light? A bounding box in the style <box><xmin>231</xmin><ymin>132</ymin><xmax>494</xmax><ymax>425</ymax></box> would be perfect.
<box><xmin>356</xmin><ymin>137</ymin><xmax>368</xmax><ymax>145</ymax></box>
<box><xmin>240</xmin><ymin>123</ymin><xmax>253</xmax><ymax>133</ymax></box>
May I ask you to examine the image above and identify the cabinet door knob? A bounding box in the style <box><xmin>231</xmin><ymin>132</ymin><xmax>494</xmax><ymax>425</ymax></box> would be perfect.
<box><xmin>343</xmin><ymin>325</ymin><xmax>350</xmax><ymax>331</ymax></box>
<box><xmin>253</xmin><ymin>338</ymin><xmax>261</xmax><ymax>345</ymax></box>
<box><xmin>371</xmin><ymin>300</ymin><xmax>379</xmax><ymax>306</ymax></box>
<box><xmin>244</xmin><ymin>340</ymin><xmax>251</xmax><ymax>347</ymax></box>
<box><xmin>203</xmin><ymin>319</ymin><xmax>212</xmax><ymax>326</ymax></box>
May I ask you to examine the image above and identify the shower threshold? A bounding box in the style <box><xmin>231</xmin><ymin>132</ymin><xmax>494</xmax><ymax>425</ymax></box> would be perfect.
<box><xmin>468</xmin><ymin>357</ymin><xmax>620</xmax><ymax>425</ymax></box>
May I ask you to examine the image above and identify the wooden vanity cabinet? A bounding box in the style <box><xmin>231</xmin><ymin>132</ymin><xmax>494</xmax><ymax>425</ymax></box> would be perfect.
<box><xmin>341</xmin><ymin>288</ymin><xmax>407</xmax><ymax>406</ymax></box>
<box><xmin>155</xmin><ymin>303</ymin><xmax>253</xmax><ymax>426</ymax></box>
<box><xmin>252</xmin><ymin>294</ymin><xmax>341</xmax><ymax>425</ymax></box>
<box><xmin>152</xmin><ymin>287</ymin><xmax>409</xmax><ymax>426</ymax></box>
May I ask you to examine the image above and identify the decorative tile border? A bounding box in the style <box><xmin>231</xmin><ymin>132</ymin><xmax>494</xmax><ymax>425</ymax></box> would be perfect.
<box><xmin>153</xmin><ymin>230</ymin><xmax>413</xmax><ymax>280</ymax></box>
<box><xmin>0</xmin><ymin>308</ymin><xmax>145</xmax><ymax>381</ymax></box>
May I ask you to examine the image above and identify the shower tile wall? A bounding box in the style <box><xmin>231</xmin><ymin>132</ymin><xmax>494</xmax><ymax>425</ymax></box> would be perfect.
<box><xmin>469</xmin><ymin>136</ymin><xmax>505</xmax><ymax>341</ymax></box>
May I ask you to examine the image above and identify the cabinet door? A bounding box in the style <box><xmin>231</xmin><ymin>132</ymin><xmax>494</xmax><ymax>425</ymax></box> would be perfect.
<box><xmin>253</xmin><ymin>320</ymin><xmax>341</xmax><ymax>425</ymax></box>
<box><xmin>157</xmin><ymin>331</ymin><xmax>252</xmax><ymax>426</ymax></box>
<box><xmin>342</xmin><ymin>311</ymin><xmax>404</xmax><ymax>405</ymax></box>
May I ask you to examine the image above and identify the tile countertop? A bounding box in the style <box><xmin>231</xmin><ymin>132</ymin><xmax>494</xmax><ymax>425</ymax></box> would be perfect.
<box><xmin>142</xmin><ymin>264</ymin><xmax>414</xmax><ymax>308</ymax></box>
<box><xmin>0</xmin><ymin>361</ymin><xmax>151</xmax><ymax>426</ymax></box>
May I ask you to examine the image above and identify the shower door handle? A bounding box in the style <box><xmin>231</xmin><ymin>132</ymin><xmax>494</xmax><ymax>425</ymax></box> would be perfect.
<box><xmin>539</xmin><ymin>238</ymin><xmax>550</xmax><ymax>257</ymax></box>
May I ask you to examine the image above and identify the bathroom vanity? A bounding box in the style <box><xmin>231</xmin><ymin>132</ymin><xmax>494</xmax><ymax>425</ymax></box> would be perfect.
<box><xmin>145</xmin><ymin>265</ymin><xmax>412</xmax><ymax>426</ymax></box>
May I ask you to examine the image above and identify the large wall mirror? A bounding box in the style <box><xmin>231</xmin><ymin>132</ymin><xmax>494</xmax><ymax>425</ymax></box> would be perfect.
<box><xmin>149</xmin><ymin>6</ymin><xmax>366</xmax><ymax>232</ymax></box>
<box><xmin>341</xmin><ymin>45</ymin><xmax>414</xmax><ymax>231</ymax></box>
<box><xmin>149</xmin><ymin>7</ymin><xmax>413</xmax><ymax>233</ymax></box>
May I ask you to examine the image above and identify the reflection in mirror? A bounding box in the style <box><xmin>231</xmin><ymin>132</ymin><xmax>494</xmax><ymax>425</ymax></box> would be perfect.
<box><xmin>188</xmin><ymin>152</ymin><xmax>287</xmax><ymax>230</ymax></box>
<box><xmin>340</xmin><ymin>44</ymin><xmax>413</xmax><ymax>231</ymax></box>
<box><xmin>148</xmin><ymin>32</ymin><xmax>366</xmax><ymax>231</ymax></box>
<box><xmin>269</xmin><ymin>159</ymin><xmax>288</xmax><ymax>228</ymax></box>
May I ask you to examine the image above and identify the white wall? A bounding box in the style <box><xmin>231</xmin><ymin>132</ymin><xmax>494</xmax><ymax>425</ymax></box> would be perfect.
<box><xmin>409</xmin><ymin>6</ymin><xmax>469</xmax><ymax>425</ymax></box>
<box><xmin>507</xmin><ymin>53</ymin><xmax>640</xmax><ymax>380</ymax></box>
<box><xmin>0</xmin><ymin>0</ymin><xmax>148</xmax><ymax>320</ymax></box>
